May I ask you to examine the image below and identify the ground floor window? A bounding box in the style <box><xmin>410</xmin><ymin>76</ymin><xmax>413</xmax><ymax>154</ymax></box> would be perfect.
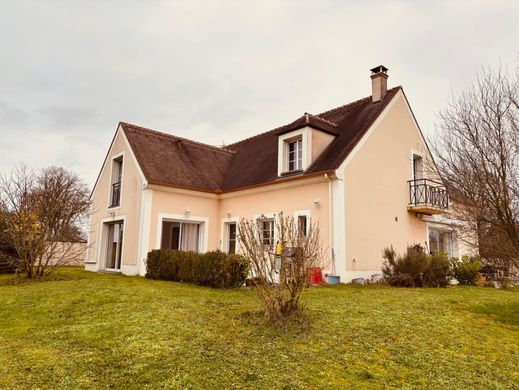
<box><xmin>161</xmin><ymin>221</ymin><xmax>200</xmax><ymax>252</ymax></box>
<box><xmin>429</xmin><ymin>227</ymin><xmax>455</xmax><ymax>258</ymax></box>
<box><xmin>258</xmin><ymin>218</ymin><xmax>275</xmax><ymax>248</ymax></box>
<box><xmin>298</xmin><ymin>215</ymin><xmax>308</xmax><ymax>236</ymax></box>
<box><xmin>105</xmin><ymin>221</ymin><xmax>124</xmax><ymax>270</ymax></box>
<box><xmin>226</xmin><ymin>222</ymin><xmax>237</xmax><ymax>254</ymax></box>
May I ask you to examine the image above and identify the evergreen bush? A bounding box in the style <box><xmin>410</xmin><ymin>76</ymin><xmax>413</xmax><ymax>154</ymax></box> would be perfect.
<box><xmin>146</xmin><ymin>249</ymin><xmax>249</xmax><ymax>288</ymax></box>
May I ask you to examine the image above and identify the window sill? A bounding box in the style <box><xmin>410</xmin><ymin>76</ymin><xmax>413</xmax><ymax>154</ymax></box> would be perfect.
<box><xmin>279</xmin><ymin>169</ymin><xmax>304</xmax><ymax>177</ymax></box>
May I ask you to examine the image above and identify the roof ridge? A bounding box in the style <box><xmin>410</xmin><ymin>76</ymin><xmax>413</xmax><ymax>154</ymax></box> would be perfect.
<box><xmin>305</xmin><ymin>113</ymin><xmax>338</xmax><ymax>127</ymax></box>
<box><xmin>120</xmin><ymin>122</ymin><xmax>234</xmax><ymax>155</ymax></box>
<box><xmin>317</xmin><ymin>86</ymin><xmax>402</xmax><ymax>117</ymax></box>
<box><xmin>224</xmin><ymin>122</ymin><xmax>289</xmax><ymax>149</ymax></box>
<box><xmin>225</xmin><ymin>89</ymin><xmax>400</xmax><ymax>149</ymax></box>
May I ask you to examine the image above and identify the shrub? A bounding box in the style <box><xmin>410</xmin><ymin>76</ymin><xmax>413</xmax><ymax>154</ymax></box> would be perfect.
<box><xmin>238</xmin><ymin>214</ymin><xmax>326</xmax><ymax>321</ymax></box>
<box><xmin>451</xmin><ymin>256</ymin><xmax>481</xmax><ymax>285</ymax></box>
<box><xmin>497</xmin><ymin>276</ymin><xmax>513</xmax><ymax>289</ymax></box>
<box><xmin>145</xmin><ymin>249</ymin><xmax>249</xmax><ymax>288</ymax></box>
<box><xmin>0</xmin><ymin>216</ymin><xmax>19</xmax><ymax>274</ymax></box>
<box><xmin>382</xmin><ymin>244</ymin><xmax>450</xmax><ymax>287</ymax></box>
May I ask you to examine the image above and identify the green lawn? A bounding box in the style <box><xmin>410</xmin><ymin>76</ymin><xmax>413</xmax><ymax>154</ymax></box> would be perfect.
<box><xmin>0</xmin><ymin>269</ymin><xmax>518</xmax><ymax>389</ymax></box>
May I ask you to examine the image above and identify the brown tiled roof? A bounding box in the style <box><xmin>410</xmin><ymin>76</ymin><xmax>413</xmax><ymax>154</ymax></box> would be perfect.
<box><xmin>121</xmin><ymin>123</ymin><xmax>233</xmax><ymax>192</ymax></box>
<box><xmin>121</xmin><ymin>86</ymin><xmax>401</xmax><ymax>192</ymax></box>
<box><xmin>221</xmin><ymin>86</ymin><xmax>401</xmax><ymax>190</ymax></box>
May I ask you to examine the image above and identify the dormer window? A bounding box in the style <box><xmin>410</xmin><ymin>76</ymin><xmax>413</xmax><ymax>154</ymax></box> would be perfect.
<box><xmin>287</xmin><ymin>138</ymin><xmax>303</xmax><ymax>171</ymax></box>
<box><xmin>277</xmin><ymin>113</ymin><xmax>337</xmax><ymax>177</ymax></box>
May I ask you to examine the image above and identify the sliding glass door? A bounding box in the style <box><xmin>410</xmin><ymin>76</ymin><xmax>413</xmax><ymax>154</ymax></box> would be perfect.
<box><xmin>105</xmin><ymin>221</ymin><xmax>124</xmax><ymax>270</ymax></box>
<box><xmin>161</xmin><ymin>221</ymin><xmax>200</xmax><ymax>252</ymax></box>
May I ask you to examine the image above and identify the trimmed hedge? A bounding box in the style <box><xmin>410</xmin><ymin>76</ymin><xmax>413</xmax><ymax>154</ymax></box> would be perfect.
<box><xmin>145</xmin><ymin>249</ymin><xmax>249</xmax><ymax>288</ymax></box>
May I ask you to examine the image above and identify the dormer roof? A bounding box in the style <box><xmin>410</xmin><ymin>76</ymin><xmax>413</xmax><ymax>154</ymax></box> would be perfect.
<box><xmin>275</xmin><ymin>113</ymin><xmax>339</xmax><ymax>136</ymax></box>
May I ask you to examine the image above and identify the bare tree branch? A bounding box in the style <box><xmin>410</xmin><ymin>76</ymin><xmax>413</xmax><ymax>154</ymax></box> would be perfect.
<box><xmin>432</xmin><ymin>64</ymin><xmax>519</xmax><ymax>274</ymax></box>
<box><xmin>0</xmin><ymin>166</ymin><xmax>91</xmax><ymax>279</ymax></box>
<box><xmin>238</xmin><ymin>213</ymin><xmax>328</xmax><ymax>320</ymax></box>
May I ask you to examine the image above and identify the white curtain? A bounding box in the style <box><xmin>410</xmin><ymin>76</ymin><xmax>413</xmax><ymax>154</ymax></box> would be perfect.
<box><xmin>180</xmin><ymin>223</ymin><xmax>199</xmax><ymax>252</ymax></box>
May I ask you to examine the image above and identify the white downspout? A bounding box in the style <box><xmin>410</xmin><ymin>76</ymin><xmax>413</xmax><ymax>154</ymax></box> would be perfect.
<box><xmin>325</xmin><ymin>173</ymin><xmax>335</xmax><ymax>275</ymax></box>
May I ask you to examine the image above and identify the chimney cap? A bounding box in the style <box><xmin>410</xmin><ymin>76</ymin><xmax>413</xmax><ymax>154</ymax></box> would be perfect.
<box><xmin>370</xmin><ymin>65</ymin><xmax>389</xmax><ymax>74</ymax></box>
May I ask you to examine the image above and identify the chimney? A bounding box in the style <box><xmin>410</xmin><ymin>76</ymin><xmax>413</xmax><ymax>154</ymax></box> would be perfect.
<box><xmin>370</xmin><ymin>65</ymin><xmax>388</xmax><ymax>103</ymax></box>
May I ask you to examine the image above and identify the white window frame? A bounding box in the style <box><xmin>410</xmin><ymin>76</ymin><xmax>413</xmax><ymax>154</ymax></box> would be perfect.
<box><xmin>287</xmin><ymin>138</ymin><xmax>303</xmax><ymax>171</ymax></box>
<box><xmin>98</xmin><ymin>215</ymin><xmax>127</xmax><ymax>272</ymax></box>
<box><xmin>412</xmin><ymin>152</ymin><xmax>424</xmax><ymax>181</ymax></box>
<box><xmin>427</xmin><ymin>225</ymin><xmax>458</xmax><ymax>259</ymax></box>
<box><xmin>155</xmin><ymin>213</ymin><xmax>209</xmax><ymax>253</ymax></box>
<box><xmin>221</xmin><ymin>216</ymin><xmax>240</xmax><ymax>254</ymax></box>
<box><xmin>254</xmin><ymin>212</ymin><xmax>277</xmax><ymax>249</ymax></box>
<box><xmin>107</xmin><ymin>151</ymin><xmax>124</xmax><ymax>210</ymax></box>
<box><xmin>294</xmin><ymin>210</ymin><xmax>311</xmax><ymax>236</ymax></box>
<box><xmin>277</xmin><ymin>128</ymin><xmax>312</xmax><ymax>176</ymax></box>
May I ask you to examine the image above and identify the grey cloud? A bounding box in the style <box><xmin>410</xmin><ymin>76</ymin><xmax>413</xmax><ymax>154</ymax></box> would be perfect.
<box><xmin>38</xmin><ymin>106</ymin><xmax>99</xmax><ymax>128</ymax></box>
<box><xmin>0</xmin><ymin>0</ymin><xmax>518</xmax><ymax>188</ymax></box>
<box><xmin>0</xmin><ymin>102</ymin><xmax>31</xmax><ymax>127</ymax></box>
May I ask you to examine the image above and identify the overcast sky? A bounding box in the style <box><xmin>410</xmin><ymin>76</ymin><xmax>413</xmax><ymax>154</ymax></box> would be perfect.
<box><xmin>1</xmin><ymin>1</ymin><xmax>518</xmax><ymax>188</ymax></box>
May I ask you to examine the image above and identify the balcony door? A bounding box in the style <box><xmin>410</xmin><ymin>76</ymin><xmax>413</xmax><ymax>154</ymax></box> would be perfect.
<box><xmin>413</xmin><ymin>154</ymin><xmax>424</xmax><ymax>181</ymax></box>
<box><xmin>105</xmin><ymin>221</ymin><xmax>124</xmax><ymax>270</ymax></box>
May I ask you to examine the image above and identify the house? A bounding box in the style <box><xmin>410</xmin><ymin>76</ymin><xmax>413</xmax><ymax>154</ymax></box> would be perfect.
<box><xmin>85</xmin><ymin>66</ymin><xmax>471</xmax><ymax>282</ymax></box>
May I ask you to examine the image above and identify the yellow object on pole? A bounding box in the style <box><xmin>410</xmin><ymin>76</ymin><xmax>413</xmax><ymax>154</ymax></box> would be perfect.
<box><xmin>276</xmin><ymin>241</ymin><xmax>284</xmax><ymax>255</ymax></box>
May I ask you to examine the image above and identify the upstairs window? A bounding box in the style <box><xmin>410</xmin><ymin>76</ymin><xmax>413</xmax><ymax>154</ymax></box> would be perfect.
<box><xmin>287</xmin><ymin>138</ymin><xmax>303</xmax><ymax>171</ymax></box>
<box><xmin>110</xmin><ymin>157</ymin><xmax>123</xmax><ymax>208</ymax></box>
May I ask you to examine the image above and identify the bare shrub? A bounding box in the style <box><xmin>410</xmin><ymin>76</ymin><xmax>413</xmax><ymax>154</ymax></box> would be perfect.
<box><xmin>0</xmin><ymin>166</ymin><xmax>90</xmax><ymax>279</ymax></box>
<box><xmin>238</xmin><ymin>213</ymin><xmax>326</xmax><ymax>320</ymax></box>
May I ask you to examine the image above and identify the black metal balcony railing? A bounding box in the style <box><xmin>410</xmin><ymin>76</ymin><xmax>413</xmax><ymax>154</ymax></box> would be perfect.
<box><xmin>110</xmin><ymin>181</ymin><xmax>121</xmax><ymax>208</ymax></box>
<box><xmin>408</xmin><ymin>179</ymin><xmax>448</xmax><ymax>210</ymax></box>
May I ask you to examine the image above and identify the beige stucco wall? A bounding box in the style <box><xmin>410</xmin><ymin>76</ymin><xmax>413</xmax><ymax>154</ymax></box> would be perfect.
<box><xmin>85</xmin><ymin>126</ymin><xmax>143</xmax><ymax>274</ymax></box>
<box><xmin>220</xmin><ymin>180</ymin><xmax>331</xmax><ymax>266</ymax></box>
<box><xmin>148</xmin><ymin>189</ymin><xmax>220</xmax><ymax>252</ymax></box>
<box><xmin>343</xmin><ymin>92</ymin><xmax>431</xmax><ymax>275</ymax></box>
<box><xmin>46</xmin><ymin>242</ymin><xmax>87</xmax><ymax>266</ymax></box>
<box><xmin>146</xmin><ymin>179</ymin><xmax>332</xmax><ymax>271</ymax></box>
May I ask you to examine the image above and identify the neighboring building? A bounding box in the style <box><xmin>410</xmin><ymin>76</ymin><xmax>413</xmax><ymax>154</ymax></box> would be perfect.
<box><xmin>47</xmin><ymin>241</ymin><xmax>87</xmax><ymax>266</ymax></box>
<box><xmin>85</xmin><ymin>66</ymin><xmax>471</xmax><ymax>282</ymax></box>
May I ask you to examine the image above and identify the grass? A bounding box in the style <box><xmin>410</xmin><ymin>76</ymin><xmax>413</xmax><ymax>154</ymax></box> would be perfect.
<box><xmin>0</xmin><ymin>268</ymin><xmax>518</xmax><ymax>389</ymax></box>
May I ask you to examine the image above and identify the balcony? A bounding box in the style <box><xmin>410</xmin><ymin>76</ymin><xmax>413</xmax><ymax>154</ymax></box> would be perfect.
<box><xmin>408</xmin><ymin>179</ymin><xmax>448</xmax><ymax>215</ymax></box>
<box><xmin>110</xmin><ymin>182</ymin><xmax>121</xmax><ymax>208</ymax></box>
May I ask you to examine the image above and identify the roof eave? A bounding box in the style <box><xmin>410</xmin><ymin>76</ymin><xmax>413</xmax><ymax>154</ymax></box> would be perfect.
<box><xmin>146</xmin><ymin>170</ymin><xmax>336</xmax><ymax>195</ymax></box>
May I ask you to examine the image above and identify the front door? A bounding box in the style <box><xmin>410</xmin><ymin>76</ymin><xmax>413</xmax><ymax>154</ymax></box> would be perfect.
<box><xmin>105</xmin><ymin>221</ymin><xmax>124</xmax><ymax>270</ymax></box>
